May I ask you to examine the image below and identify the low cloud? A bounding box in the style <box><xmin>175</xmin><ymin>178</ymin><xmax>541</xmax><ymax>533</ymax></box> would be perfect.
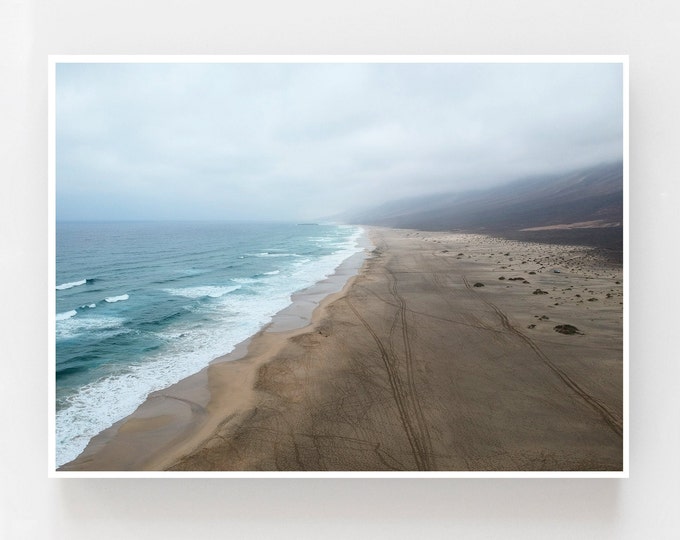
<box><xmin>56</xmin><ymin>61</ymin><xmax>623</xmax><ymax>221</ymax></box>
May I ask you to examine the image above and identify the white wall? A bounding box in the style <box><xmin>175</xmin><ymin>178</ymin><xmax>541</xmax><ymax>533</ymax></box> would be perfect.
<box><xmin>2</xmin><ymin>1</ymin><xmax>678</xmax><ymax>538</ymax></box>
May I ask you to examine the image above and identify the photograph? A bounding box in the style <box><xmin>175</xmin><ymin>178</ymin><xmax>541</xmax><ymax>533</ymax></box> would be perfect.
<box><xmin>50</xmin><ymin>57</ymin><xmax>626</xmax><ymax>475</ymax></box>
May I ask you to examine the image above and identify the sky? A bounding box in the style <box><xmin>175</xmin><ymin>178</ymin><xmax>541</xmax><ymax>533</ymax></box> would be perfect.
<box><xmin>55</xmin><ymin>61</ymin><xmax>623</xmax><ymax>221</ymax></box>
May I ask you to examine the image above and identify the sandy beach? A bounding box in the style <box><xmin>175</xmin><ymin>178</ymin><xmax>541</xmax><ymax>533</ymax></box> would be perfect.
<box><xmin>62</xmin><ymin>227</ymin><xmax>623</xmax><ymax>472</ymax></box>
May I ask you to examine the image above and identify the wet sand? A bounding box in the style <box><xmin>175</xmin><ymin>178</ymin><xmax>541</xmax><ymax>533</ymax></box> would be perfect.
<box><xmin>62</xmin><ymin>227</ymin><xmax>623</xmax><ymax>472</ymax></box>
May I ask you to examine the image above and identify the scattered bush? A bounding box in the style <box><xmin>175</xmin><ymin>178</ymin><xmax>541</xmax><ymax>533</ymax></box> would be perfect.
<box><xmin>554</xmin><ymin>324</ymin><xmax>583</xmax><ymax>335</ymax></box>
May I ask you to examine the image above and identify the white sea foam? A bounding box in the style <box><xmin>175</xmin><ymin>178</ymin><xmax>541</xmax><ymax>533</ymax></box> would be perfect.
<box><xmin>55</xmin><ymin>225</ymin><xmax>366</xmax><ymax>467</ymax></box>
<box><xmin>249</xmin><ymin>252</ymin><xmax>298</xmax><ymax>258</ymax></box>
<box><xmin>263</xmin><ymin>270</ymin><xmax>280</xmax><ymax>275</ymax></box>
<box><xmin>164</xmin><ymin>285</ymin><xmax>241</xmax><ymax>299</ymax></box>
<box><xmin>56</xmin><ymin>279</ymin><xmax>87</xmax><ymax>290</ymax></box>
<box><xmin>56</xmin><ymin>310</ymin><xmax>78</xmax><ymax>321</ymax></box>
<box><xmin>231</xmin><ymin>277</ymin><xmax>259</xmax><ymax>284</ymax></box>
<box><xmin>104</xmin><ymin>294</ymin><xmax>129</xmax><ymax>303</ymax></box>
<box><xmin>55</xmin><ymin>306</ymin><xmax>275</xmax><ymax>466</ymax></box>
<box><xmin>56</xmin><ymin>315</ymin><xmax>128</xmax><ymax>341</ymax></box>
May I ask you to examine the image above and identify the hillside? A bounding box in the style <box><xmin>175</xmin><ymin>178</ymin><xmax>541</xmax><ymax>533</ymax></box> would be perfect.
<box><xmin>346</xmin><ymin>161</ymin><xmax>623</xmax><ymax>253</ymax></box>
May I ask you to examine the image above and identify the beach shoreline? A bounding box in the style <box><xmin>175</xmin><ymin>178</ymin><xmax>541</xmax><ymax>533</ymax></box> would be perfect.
<box><xmin>58</xmin><ymin>227</ymin><xmax>372</xmax><ymax>471</ymax></box>
<box><xmin>60</xmin><ymin>227</ymin><xmax>623</xmax><ymax>473</ymax></box>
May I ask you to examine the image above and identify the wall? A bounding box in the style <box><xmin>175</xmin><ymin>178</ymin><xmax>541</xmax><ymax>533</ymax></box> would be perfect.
<box><xmin>1</xmin><ymin>1</ymin><xmax>678</xmax><ymax>538</ymax></box>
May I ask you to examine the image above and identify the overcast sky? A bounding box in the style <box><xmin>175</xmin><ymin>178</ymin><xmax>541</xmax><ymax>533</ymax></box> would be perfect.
<box><xmin>56</xmin><ymin>61</ymin><xmax>623</xmax><ymax>221</ymax></box>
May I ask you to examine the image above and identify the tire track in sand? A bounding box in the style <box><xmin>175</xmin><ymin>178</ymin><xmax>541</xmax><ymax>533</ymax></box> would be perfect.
<box><xmin>345</xmin><ymin>293</ymin><xmax>432</xmax><ymax>471</ymax></box>
<box><xmin>386</xmin><ymin>268</ymin><xmax>435</xmax><ymax>469</ymax></box>
<box><xmin>462</xmin><ymin>276</ymin><xmax>623</xmax><ymax>437</ymax></box>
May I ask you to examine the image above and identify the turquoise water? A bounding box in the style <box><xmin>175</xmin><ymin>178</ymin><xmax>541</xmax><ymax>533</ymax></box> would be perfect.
<box><xmin>55</xmin><ymin>221</ymin><xmax>363</xmax><ymax>466</ymax></box>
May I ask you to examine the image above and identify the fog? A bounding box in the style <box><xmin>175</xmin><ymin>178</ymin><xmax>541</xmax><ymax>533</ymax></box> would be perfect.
<box><xmin>56</xmin><ymin>61</ymin><xmax>623</xmax><ymax>221</ymax></box>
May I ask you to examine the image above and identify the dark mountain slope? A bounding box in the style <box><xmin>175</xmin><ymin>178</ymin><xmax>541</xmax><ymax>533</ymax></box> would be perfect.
<box><xmin>346</xmin><ymin>161</ymin><xmax>623</xmax><ymax>253</ymax></box>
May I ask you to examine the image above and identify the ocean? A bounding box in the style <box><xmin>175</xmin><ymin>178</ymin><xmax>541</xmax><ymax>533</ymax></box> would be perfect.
<box><xmin>55</xmin><ymin>221</ymin><xmax>364</xmax><ymax>467</ymax></box>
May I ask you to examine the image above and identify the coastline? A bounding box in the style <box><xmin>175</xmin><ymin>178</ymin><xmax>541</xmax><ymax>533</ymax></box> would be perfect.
<box><xmin>60</xmin><ymin>227</ymin><xmax>623</xmax><ymax>472</ymax></box>
<box><xmin>58</xmin><ymin>227</ymin><xmax>372</xmax><ymax>471</ymax></box>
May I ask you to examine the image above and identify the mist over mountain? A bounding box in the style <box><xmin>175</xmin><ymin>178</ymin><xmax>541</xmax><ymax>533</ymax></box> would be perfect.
<box><xmin>342</xmin><ymin>161</ymin><xmax>623</xmax><ymax>253</ymax></box>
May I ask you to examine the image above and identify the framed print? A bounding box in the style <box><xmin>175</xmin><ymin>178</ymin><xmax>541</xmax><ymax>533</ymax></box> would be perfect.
<box><xmin>49</xmin><ymin>56</ymin><xmax>627</xmax><ymax>478</ymax></box>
